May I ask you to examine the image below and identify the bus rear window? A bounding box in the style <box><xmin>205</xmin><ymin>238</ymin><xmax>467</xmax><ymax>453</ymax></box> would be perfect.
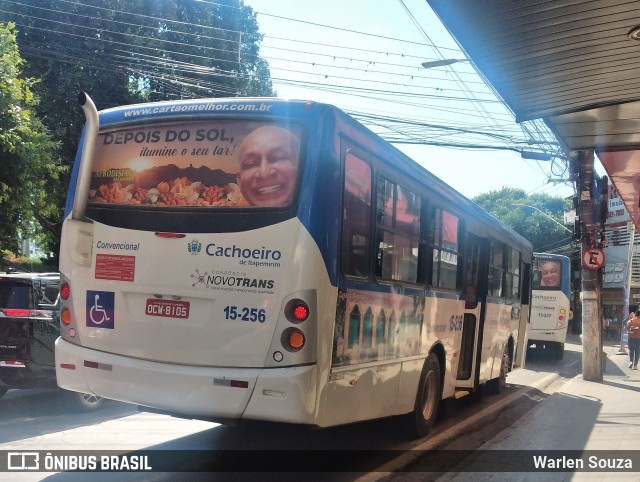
<box><xmin>533</xmin><ymin>257</ymin><xmax>562</xmax><ymax>289</ymax></box>
<box><xmin>0</xmin><ymin>282</ymin><xmax>33</xmax><ymax>309</ymax></box>
<box><xmin>88</xmin><ymin>121</ymin><xmax>303</xmax><ymax>209</ymax></box>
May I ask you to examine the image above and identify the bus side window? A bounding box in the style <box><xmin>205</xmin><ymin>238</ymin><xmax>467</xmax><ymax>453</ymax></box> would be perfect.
<box><xmin>430</xmin><ymin>207</ymin><xmax>461</xmax><ymax>290</ymax></box>
<box><xmin>375</xmin><ymin>179</ymin><xmax>420</xmax><ymax>283</ymax></box>
<box><xmin>488</xmin><ymin>239</ymin><xmax>505</xmax><ymax>298</ymax></box>
<box><xmin>505</xmin><ymin>247</ymin><xmax>521</xmax><ymax>301</ymax></box>
<box><xmin>342</xmin><ymin>152</ymin><xmax>372</xmax><ymax>277</ymax></box>
<box><xmin>521</xmin><ymin>262</ymin><xmax>531</xmax><ymax>305</ymax></box>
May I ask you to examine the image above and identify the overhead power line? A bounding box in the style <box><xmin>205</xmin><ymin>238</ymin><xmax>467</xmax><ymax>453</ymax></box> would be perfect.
<box><xmin>0</xmin><ymin>0</ymin><xmax>563</xmax><ymax>165</ymax></box>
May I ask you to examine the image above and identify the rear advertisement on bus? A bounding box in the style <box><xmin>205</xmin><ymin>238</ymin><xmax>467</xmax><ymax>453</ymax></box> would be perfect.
<box><xmin>88</xmin><ymin>121</ymin><xmax>303</xmax><ymax>209</ymax></box>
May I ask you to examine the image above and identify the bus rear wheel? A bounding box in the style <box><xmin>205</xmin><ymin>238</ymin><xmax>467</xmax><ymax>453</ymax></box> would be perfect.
<box><xmin>487</xmin><ymin>347</ymin><xmax>510</xmax><ymax>395</ymax></box>
<box><xmin>75</xmin><ymin>392</ymin><xmax>104</xmax><ymax>411</ymax></box>
<box><xmin>411</xmin><ymin>353</ymin><xmax>442</xmax><ymax>438</ymax></box>
<box><xmin>62</xmin><ymin>390</ymin><xmax>104</xmax><ymax>411</ymax></box>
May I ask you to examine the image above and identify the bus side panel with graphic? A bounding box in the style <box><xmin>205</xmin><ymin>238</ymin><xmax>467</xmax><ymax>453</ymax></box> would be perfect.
<box><xmin>56</xmin><ymin>96</ymin><xmax>532</xmax><ymax>437</ymax></box>
<box><xmin>529</xmin><ymin>253</ymin><xmax>571</xmax><ymax>359</ymax></box>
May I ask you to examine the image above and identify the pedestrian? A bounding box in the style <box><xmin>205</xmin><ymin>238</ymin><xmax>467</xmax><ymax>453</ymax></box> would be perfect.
<box><xmin>626</xmin><ymin>309</ymin><xmax>640</xmax><ymax>369</ymax></box>
<box><xmin>605</xmin><ymin>317</ymin><xmax>612</xmax><ymax>340</ymax></box>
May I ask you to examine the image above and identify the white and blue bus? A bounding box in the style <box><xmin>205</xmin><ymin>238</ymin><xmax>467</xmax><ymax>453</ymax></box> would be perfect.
<box><xmin>56</xmin><ymin>94</ymin><xmax>532</xmax><ymax>437</ymax></box>
<box><xmin>528</xmin><ymin>253</ymin><xmax>571</xmax><ymax>359</ymax></box>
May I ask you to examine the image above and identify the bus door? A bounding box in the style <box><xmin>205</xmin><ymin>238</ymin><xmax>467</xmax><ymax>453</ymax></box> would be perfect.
<box><xmin>456</xmin><ymin>234</ymin><xmax>490</xmax><ymax>387</ymax></box>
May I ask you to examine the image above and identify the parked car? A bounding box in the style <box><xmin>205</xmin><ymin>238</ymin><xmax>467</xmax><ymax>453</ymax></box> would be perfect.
<box><xmin>0</xmin><ymin>272</ymin><xmax>103</xmax><ymax>410</ymax></box>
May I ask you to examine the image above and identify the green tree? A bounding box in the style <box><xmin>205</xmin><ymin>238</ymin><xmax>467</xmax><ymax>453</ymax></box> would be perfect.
<box><xmin>5</xmin><ymin>0</ymin><xmax>274</xmax><ymax>156</ymax></box>
<box><xmin>1</xmin><ymin>0</ymin><xmax>275</xmax><ymax>259</ymax></box>
<box><xmin>472</xmin><ymin>187</ymin><xmax>572</xmax><ymax>251</ymax></box>
<box><xmin>0</xmin><ymin>22</ymin><xmax>64</xmax><ymax>261</ymax></box>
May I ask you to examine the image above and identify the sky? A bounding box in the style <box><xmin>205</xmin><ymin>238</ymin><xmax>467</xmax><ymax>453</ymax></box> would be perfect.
<box><xmin>241</xmin><ymin>0</ymin><xmax>603</xmax><ymax>201</ymax></box>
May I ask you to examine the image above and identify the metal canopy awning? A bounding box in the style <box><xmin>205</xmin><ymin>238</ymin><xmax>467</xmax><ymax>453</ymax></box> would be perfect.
<box><xmin>426</xmin><ymin>0</ymin><xmax>640</xmax><ymax>228</ymax></box>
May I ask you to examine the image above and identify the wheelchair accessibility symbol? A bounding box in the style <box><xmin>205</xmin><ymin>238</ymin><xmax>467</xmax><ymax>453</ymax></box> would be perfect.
<box><xmin>86</xmin><ymin>290</ymin><xmax>115</xmax><ymax>329</ymax></box>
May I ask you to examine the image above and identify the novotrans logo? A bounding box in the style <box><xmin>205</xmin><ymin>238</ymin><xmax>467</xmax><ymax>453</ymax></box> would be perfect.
<box><xmin>188</xmin><ymin>239</ymin><xmax>202</xmax><ymax>255</ymax></box>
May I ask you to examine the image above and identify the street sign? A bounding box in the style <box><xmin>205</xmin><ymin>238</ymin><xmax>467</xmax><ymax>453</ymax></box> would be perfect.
<box><xmin>582</xmin><ymin>247</ymin><xmax>605</xmax><ymax>270</ymax></box>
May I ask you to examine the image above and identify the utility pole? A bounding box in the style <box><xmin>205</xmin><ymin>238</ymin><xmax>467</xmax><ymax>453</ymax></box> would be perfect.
<box><xmin>575</xmin><ymin>150</ymin><xmax>604</xmax><ymax>381</ymax></box>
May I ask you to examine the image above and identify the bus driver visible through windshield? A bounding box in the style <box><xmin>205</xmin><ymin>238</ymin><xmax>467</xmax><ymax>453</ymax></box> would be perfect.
<box><xmin>237</xmin><ymin>125</ymin><xmax>300</xmax><ymax>207</ymax></box>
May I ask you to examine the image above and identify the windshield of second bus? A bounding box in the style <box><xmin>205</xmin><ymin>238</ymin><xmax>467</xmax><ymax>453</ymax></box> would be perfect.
<box><xmin>88</xmin><ymin>121</ymin><xmax>302</xmax><ymax>208</ymax></box>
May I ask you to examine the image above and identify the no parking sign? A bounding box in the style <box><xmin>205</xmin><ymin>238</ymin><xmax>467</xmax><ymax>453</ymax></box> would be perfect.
<box><xmin>582</xmin><ymin>247</ymin><xmax>605</xmax><ymax>270</ymax></box>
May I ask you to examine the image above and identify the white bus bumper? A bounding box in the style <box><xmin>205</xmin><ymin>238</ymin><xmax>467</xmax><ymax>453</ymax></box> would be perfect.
<box><xmin>56</xmin><ymin>338</ymin><xmax>318</xmax><ymax>424</ymax></box>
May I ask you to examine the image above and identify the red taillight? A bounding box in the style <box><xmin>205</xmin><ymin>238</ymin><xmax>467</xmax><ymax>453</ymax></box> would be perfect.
<box><xmin>293</xmin><ymin>304</ymin><xmax>309</xmax><ymax>321</ymax></box>
<box><xmin>285</xmin><ymin>299</ymin><xmax>310</xmax><ymax>323</ymax></box>
<box><xmin>60</xmin><ymin>282</ymin><xmax>71</xmax><ymax>300</ymax></box>
<box><xmin>2</xmin><ymin>309</ymin><xmax>30</xmax><ymax>317</ymax></box>
<box><xmin>1</xmin><ymin>360</ymin><xmax>25</xmax><ymax>366</ymax></box>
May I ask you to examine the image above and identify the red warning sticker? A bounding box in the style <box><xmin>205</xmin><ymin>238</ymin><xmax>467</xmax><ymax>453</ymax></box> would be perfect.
<box><xmin>95</xmin><ymin>254</ymin><xmax>135</xmax><ymax>282</ymax></box>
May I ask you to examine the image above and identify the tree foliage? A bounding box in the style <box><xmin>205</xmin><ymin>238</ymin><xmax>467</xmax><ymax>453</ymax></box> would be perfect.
<box><xmin>472</xmin><ymin>187</ymin><xmax>573</xmax><ymax>252</ymax></box>
<box><xmin>0</xmin><ymin>22</ymin><xmax>63</xmax><ymax>258</ymax></box>
<box><xmin>7</xmin><ymin>0</ymin><xmax>274</xmax><ymax>157</ymax></box>
<box><xmin>0</xmin><ymin>0</ymin><xmax>275</xmax><ymax>261</ymax></box>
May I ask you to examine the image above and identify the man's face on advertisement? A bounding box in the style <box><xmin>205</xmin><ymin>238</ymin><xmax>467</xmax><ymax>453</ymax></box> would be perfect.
<box><xmin>237</xmin><ymin>126</ymin><xmax>299</xmax><ymax>207</ymax></box>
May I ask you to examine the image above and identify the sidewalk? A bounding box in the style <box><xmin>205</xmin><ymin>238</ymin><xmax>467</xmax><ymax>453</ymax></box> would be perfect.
<box><xmin>439</xmin><ymin>333</ymin><xmax>640</xmax><ymax>481</ymax></box>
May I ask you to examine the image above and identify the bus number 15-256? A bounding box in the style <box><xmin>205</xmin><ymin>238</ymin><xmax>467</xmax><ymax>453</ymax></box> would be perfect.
<box><xmin>224</xmin><ymin>306</ymin><xmax>266</xmax><ymax>323</ymax></box>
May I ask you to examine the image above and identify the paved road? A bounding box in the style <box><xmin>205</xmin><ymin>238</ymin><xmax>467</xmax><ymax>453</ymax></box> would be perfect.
<box><xmin>0</xmin><ymin>340</ymin><xmax>580</xmax><ymax>481</ymax></box>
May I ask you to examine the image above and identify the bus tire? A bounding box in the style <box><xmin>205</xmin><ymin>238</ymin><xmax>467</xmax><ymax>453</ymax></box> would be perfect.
<box><xmin>487</xmin><ymin>347</ymin><xmax>510</xmax><ymax>395</ymax></box>
<box><xmin>66</xmin><ymin>390</ymin><xmax>104</xmax><ymax>411</ymax></box>
<box><xmin>411</xmin><ymin>353</ymin><xmax>441</xmax><ymax>438</ymax></box>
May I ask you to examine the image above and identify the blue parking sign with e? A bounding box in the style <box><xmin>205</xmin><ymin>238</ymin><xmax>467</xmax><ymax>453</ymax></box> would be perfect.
<box><xmin>86</xmin><ymin>290</ymin><xmax>115</xmax><ymax>329</ymax></box>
